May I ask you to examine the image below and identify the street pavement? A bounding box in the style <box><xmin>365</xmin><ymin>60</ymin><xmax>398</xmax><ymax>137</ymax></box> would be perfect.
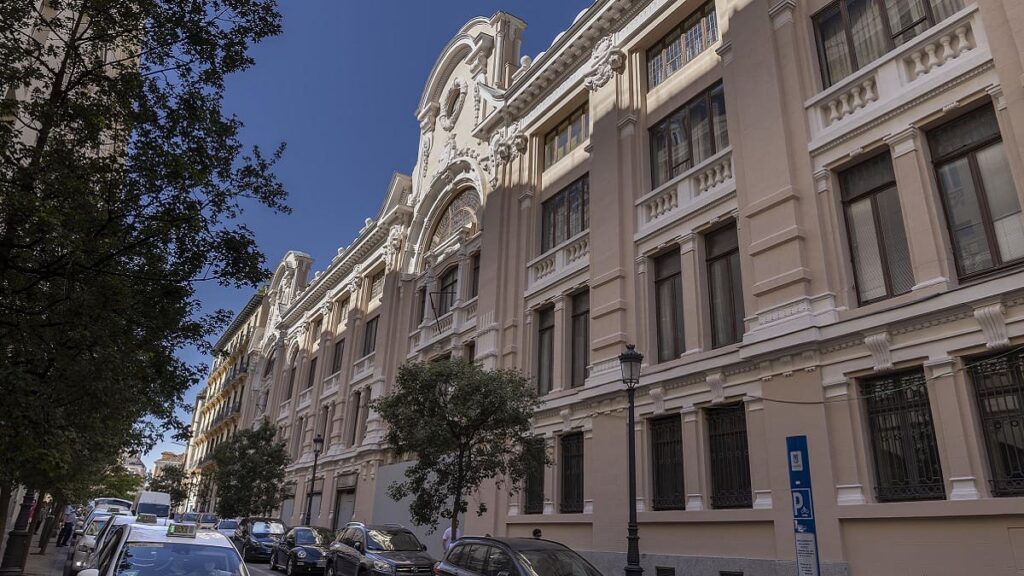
<box><xmin>245</xmin><ymin>559</ymin><xmax>278</xmax><ymax>576</ymax></box>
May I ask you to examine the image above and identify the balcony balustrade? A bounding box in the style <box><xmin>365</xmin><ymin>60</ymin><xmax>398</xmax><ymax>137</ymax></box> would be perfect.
<box><xmin>526</xmin><ymin>231</ymin><xmax>590</xmax><ymax>295</ymax></box>
<box><xmin>635</xmin><ymin>148</ymin><xmax>734</xmax><ymax>238</ymax></box>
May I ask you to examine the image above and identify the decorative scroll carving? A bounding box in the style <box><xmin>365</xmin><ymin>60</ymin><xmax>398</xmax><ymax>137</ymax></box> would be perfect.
<box><xmin>863</xmin><ymin>331</ymin><xmax>893</xmax><ymax>371</ymax></box>
<box><xmin>583</xmin><ymin>36</ymin><xmax>626</xmax><ymax>92</ymax></box>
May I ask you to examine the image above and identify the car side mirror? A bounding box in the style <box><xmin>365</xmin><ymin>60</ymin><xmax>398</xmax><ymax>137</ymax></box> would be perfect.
<box><xmin>74</xmin><ymin>530</ymin><xmax>83</xmax><ymax>536</ymax></box>
<box><xmin>78</xmin><ymin>570</ymin><xmax>100</xmax><ymax>576</ymax></box>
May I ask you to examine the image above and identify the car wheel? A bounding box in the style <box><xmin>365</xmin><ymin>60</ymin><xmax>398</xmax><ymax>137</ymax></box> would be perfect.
<box><xmin>269</xmin><ymin>550</ymin><xmax>278</xmax><ymax>571</ymax></box>
<box><xmin>326</xmin><ymin>563</ymin><xmax>335</xmax><ymax>576</ymax></box>
<box><xmin>286</xmin><ymin>556</ymin><xmax>295</xmax><ymax>576</ymax></box>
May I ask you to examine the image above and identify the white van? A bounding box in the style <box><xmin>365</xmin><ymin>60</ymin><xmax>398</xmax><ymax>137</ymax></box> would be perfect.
<box><xmin>131</xmin><ymin>491</ymin><xmax>171</xmax><ymax>519</ymax></box>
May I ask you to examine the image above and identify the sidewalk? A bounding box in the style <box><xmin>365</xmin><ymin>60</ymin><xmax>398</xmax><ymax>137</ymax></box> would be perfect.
<box><xmin>23</xmin><ymin>530</ymin><xmax>67</xmax><ymax>576</ymax></box>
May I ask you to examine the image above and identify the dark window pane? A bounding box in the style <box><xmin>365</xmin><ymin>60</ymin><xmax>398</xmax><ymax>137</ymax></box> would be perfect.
<box><xmin>928</xmin><ymin>105</ymin><xmax>1001</xmax><ymax>159</ymax></box>
<box><xmin>649</xmin><ymin>83</ymin><xmax>724</xmax><ymax>189</ymax></box>
<box><xmin>707</xmin><ymin>404</ymin><xmax>752</xmax><ymax>508</ymax></box>
<box><xmin>969</xmin><ymin>352</ymin><xmax>1024</xmax><ymax>497</ymax></box>
<box><xmin>331</xmin><ymin>340</ymin><xmax>344</xmax><ymax>374</ymax></box>
<box><xmin>846</xmin><ymin>196</ymin><xmax>888</xmax><ymax>301</ymax></box>
<box><xmin>524</xmin><ymin>438</ymin><xmax>546</xmax><ymax>514</ymax></box>
<box><xmin>439</xmin><ymin>267</ymin><xmax>458</xmax><ymax>316</ymax></box>
<box><xmin>706</xmin><ymin>225</ymin><xmax>743</xmax><ymax>347</ymax></box>
<box><xmin>710</xmin><ymin>84</ymin><xmax>729</xmax><ymax>151</ymax></box>
<box><xmin>560</xmin><ymin>433</ymin><xmax>584</xmax><ymax>513</ymax></box>
<box><xmin>885</xmin><ymin>0</ymin><xmax>930</xmax><ymax>44</ymax></box>
<box><xmin>541</xmin><ymin>175</ymin><xmax>589</xmax><ymax>253</ymax></box>
<box><xmin>537</xmin><ymin>306</ymin><xmax>555</xmax><ymax>395</ymax></box>
<box><xmin>848</xmin><ymin>0</ymin><xmax>889</xmax><ymax>66</ymax></box>
<box><xmin>654</xmin><ymin>252</ymin><xmax>684</xmax><ymax>362</ymax></box>
<box><xmin>362</xmin><ymin>317</ymin><xmax>378</xmax><ymax>356</ymax></box>
<box><xmin>817</xmin><ymin>7</ymin><xmax>854</xmax><ymax>86</ymax></box>
<box><xmin>936</xmin><ymin>157</ymin><xmax>994</xmax><ymax>275</ymax></box>
<box><xmin>651</xmin><ymin>415</ymin><xmax>684</xmax><ymax>510</ymax></box>
<box><xmin>929</xmin><ymin>0</ymin><xmax>963</xmax><ymax>20</ymax></box>
<box><xmin>571</xmin><ymin>291</ymin><xmax>590</xmax><ymax>388</ymax></box>
<box><xmin>690</xmin><ymin>95</ymin><xmax>712</xmax><ymax>165</ymax></box>
<box><xmin>306</xmin><ymin>357</ymin><xmax>317</xmax><ymax>389</ymax></box>
<box><xmin>875</xmin><ymin>187</ymin><xmax>915</xmax><ymax>295</ymax></box>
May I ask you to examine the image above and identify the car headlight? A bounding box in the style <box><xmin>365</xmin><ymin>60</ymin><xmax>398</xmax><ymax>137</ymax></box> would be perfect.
<box><xmin>373</xmin><ymin>559</ymin><xmax>394</xmax><ymax>573</ymax></box>
<box><xmin>296</xmin><ymin>549</ymin><xmax>307</xmax><ymax>559</ymax></box>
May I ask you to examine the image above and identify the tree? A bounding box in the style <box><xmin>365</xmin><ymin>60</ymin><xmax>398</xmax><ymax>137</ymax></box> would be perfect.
<box><xmin>90</xmin><ymin>466</ymin><xmax>145</xmax><ymax>501</ymax></box>
<box><xmin>371</xmin><ymin>359</ymin><xmax>546</xmax><ymax>536</ymax></box>
<box><xmin>147</xmin><ymin>464</ymin><xmax>189</xmax><ymax>510</ymax></box>
<box><xmin>212</xmin><ymin>422</ymin><xmax>290</xmax><ymax>519</ymax></box>
<box><xmin>0</xmin><ymin>0</ymin><xmax>287</xmax><ymax>519</ymax></box>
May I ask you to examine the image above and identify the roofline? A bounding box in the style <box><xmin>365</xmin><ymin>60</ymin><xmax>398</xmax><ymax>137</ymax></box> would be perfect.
<box><xmin>212</xmin><ymin>290</ymin><xmax>266</xmax><ymax>352</ymax></box>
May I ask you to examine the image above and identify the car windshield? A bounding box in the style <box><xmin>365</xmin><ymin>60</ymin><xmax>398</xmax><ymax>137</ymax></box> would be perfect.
<box><xmin>295</xmin><ymin>528</ymin><xmax>334</xmax><ymax>545</ymax></box>
<box><xmin>137</xmin><ymin>503</ymin><xmax>170</xmax><ymax>517</ymax></box>
<box><xmin>366</xmin><ymin>529</ymin><xmax>422</xmax><ymax>552</ymax></box>
<box><xmin>516</xmin><ymin>549</ymin><xmax>604</xmax><ymax>576</ymax></box>
<box><xmin>252</xmin><ymin>521</ymin><xmax>285</xmax><ymax>536</ymax></box>
<box><xmin>217</xmin><ymin>520</ymin><xmax>238</xmax><ymax>529</ymax></box>
<box><xmin>180</xmin><ymin>513</ymin><xmax>199</xmax><ymax>523</ymax></box>
<box><xmin>113</xmin><ymin>542</ymin><xmax>243</xmax><ymax>576</ymax></box>
<box><xmin>85</xmin><ymin>518</ymin><xmax>109</xmax><ymax>536</ymax></box>
<box><xmin>97</xmin><ymin>498</ymin><xmax>133</xmax><ymax>509</ymax></box>
<box><xmin>200</xmin><ymin>514</ymin><xmax>218</xmax><ymax>524</ymax></box>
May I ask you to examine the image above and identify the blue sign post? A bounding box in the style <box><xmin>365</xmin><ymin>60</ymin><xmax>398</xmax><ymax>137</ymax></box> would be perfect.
<box><xmin>787</xmin><ymin>435</ymin><xmax>821</xmax><ymax>576</ymax></box>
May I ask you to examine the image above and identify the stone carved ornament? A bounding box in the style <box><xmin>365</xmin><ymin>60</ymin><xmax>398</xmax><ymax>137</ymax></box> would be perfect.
<box><xmin>383</xmin><ymin>225</ymin><xmax>407</xmax><ymax>272</ymax></box>
<box><xmin>439</xmin><ymin>78</ymin><xmax>468</xmax><ymax>132</ymax></box>
<box><xmin>583</xmin><ymin>35</ymin><xmax>626</xmax><ymax>92</ymax></box>
<box><xmin>486</xmin><ymin>121</ymin><xmax>529</xmax><ymax>187</ymax></box>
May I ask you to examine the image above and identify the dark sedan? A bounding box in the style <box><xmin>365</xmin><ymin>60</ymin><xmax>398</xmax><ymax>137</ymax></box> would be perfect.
<box><xmin>270</xmin><ymin>526</ymin><xmax>336</xmax><ymax>575</ymax></box>
<box><xmin>326</xmin><ymin>523</ymin><xmax>434</xmax><ymax>576</ymax></box>
<box><xmin>234</xmin><ymin>517</ymin><xmax>288</xmax><ymax>562</ymax></box>
<box><xmin>436</xmin><ymin>537</ymin><xmax>605</xmax><ymax>576</ymax></box>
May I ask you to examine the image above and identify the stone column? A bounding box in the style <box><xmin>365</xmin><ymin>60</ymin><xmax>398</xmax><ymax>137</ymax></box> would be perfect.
<box><xmin>884</xmin><ymin>127</ymin><xmax>952</xmax><ymax>291</ymax></box>
<box><xmin>551</xmin><ymin>296</ymin><xmax>567</xmax><ymax>392</ymax></box>
<box><xmin>925</xmin><ymin>356</ymin><xmax>981</xmax><ymax>500</ymax></box>
<box><xmin>745</xmin><ymin>397</ymin><xmax>772</xmax><ymax>509</ymax></box>
<box><xmin>679</xmin><ymin>234</ymin><xmax>703</xmax><ymax>355</ymax></box>
<box><xmin>329</xmin><ymin>399</ymin><xmax>345</xmax><ymax>450</ymax></box>
<box><xmin>681</xmin><ymin>406</ymin><xmax>704</xmax><ymax>510</ymax></box>
<box><xmin>634</xmin><ymin>256</ymin><xmax>653</xmax><ymax>365</ymax></box>
<box><xmin>354</xmin><ymin>387</ymin><xmax>370</xmax><ymax>446</ymax></box>
<box><xmin>823</xmin><ymin>377</ymin><xmax>867</xmax><ymax>505</ymax></box>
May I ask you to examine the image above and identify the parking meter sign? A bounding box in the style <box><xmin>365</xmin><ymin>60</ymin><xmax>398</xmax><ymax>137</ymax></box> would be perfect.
<box><xmin>787</xmin><ymin>436</ymin><xmax>820</xmax><ymax>576</ymax></box>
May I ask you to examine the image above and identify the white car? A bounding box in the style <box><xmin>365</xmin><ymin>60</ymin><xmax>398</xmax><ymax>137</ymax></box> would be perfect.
<box><xmin>79</xmin><ymin>522</ymin><xmax>249</xmax><ymax>576</ymax></box>
<box><xmin>81</xmin><ymin>515</ymin><xmax>136</xmax><ymax>571</ymax></box>
<box><xmin>68</xmin><ymin>514</ymin><xmax>111</xmax><ymax>574</ymax></box>
<box><xmin>198</xmin><ymin>513</ymin><xmax>219</xmax><ymax>530</ymax></box>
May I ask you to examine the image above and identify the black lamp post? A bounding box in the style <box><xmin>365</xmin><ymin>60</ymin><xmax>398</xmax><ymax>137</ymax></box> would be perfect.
<box><xmin>304</xmin><ymin>434</ymin><xmax>324</xmax><ymax>526</ymax></box>
<box><xmin>619</xmin><ymin>344</ymin><xmax>644</xmax><ymax>576</ymax></box>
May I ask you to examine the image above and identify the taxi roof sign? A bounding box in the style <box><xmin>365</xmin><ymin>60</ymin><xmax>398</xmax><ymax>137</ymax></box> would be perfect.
<box><xmin>136</xmin><ymin>513</ymin><xmax>158</xmax><ymax>524</ymax></box>
<box><xmin>166</xmin><ymin>523</ymin><xmax>197</xmax><ymax>538</ymax></box>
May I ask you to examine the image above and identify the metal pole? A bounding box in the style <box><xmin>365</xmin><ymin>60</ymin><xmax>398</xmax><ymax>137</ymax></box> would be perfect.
<box><xmin>624</xmin><ymin>387</ymin><xmax>643</xmax><ymax>576</ymax></box>
<box><xmin>304</xmin><ymin>450</ymin><xmax>319</xmax><ymax>526</ymax></box>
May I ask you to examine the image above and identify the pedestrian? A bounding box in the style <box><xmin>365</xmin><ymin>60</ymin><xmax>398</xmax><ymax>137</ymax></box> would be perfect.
<box><xmin>56</xmin><ymin>505</ymin><xmax>76</xmax><ymax>547</ymax></box>
<box><xmin>532</xmin><ymin>528</ymin><xmax>542</xmax><ymax>539</ymax></box>
<box><xmin>442</xmin><ymin>522</ymin><xmax>463</xmax><ymax>551</ymax></box>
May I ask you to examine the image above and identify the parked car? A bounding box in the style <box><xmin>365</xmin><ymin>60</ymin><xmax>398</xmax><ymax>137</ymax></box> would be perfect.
<box><xmin>233</xmin><ymin>517</ymin><xmax>287</xmax><ymax>562</ymax></box>
<box><xmin>215</xmin><ymin>518</ymin><xmax>239</xmax><ymax>539</ymax></box>
<box><xmin>270</xmin><ymin>526</ymin><xmax>335</xmax><ymax>574</ymax></box>
<box><xmin>178</xmin><ymin>511</ymin><xmax>200</xmax><ymax>523</ymax></box>
<box><xmin>66</xmin><ymin>514</ymin><xmax>110</xmax><ymax>575</ymax></box>
<box><xmin>436</xmin><ymin>537</ymin><xmax>604</xmax><ymax>576</ymax></box>
<box><xmin>325</xmin><ymin>523</ymin><xmax>433</xmax><ymax>576</ymax></box>
<box><xmin>76</xmin><ymin>521</ymin><xmax>247</xmax><ymax>576</ymax></box>
<box><xmin>75</xmin><ymin>514</ymin><xmax>136</xmax><ymax>575</ymax></box>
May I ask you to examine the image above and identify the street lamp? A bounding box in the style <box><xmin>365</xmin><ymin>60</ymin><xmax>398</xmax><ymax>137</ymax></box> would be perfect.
<box><xmin>304</xmin><ymin>434</ymin><xmax>324</xmax><ymax>526</ymax></box>
<box><xmin>619</xmin><ymin>344</ymin><xmax>643</xmax><ymax>576</ymax></box>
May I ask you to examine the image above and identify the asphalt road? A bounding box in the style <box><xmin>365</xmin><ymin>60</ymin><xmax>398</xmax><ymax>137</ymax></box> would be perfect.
<box><xmin>244</xmin><ymin>560</ymin><xmax>278</xmax><ymax>576</ymax></box>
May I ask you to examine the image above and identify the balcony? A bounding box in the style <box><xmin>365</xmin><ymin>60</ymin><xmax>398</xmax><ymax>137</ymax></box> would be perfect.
<box><xmin>323</xmin><ymin>372</ymin><xmax>341</xmax><ymax>396</ymax></box>
<box><xmin>353</xmin><ymin>352</ymin><xmax>375</xmax><ymax>381</ymax></box>
<box><xmin>278</xmin><ymin>399</ymin><xmax>292</xmax><ymax>421</ymax></box>
<box><xmin>297</xmin><ymin>387</ymin><xmax>312</xmax><ymax>409</ymax></box>
<box><xmin>805</xmin><ymin>5</ymin><xmax>988</xmax><ymax>150</ymax></box>
<box><xmin>408</xmin><ymin>297</ymin><xmax>480</xmax><ymax>355</ymax></box>
<box><xmin>635</xmin><ymin>147</ymin><xmax>734</xmax><ymax>240</ymax></box>
<box><xmin>526</xmin><ymin>231</ymin><xmax>590</xmax><ymax>295</ymax></box>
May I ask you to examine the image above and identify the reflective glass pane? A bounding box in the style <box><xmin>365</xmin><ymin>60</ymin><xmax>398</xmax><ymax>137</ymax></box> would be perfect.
<box><xmin>818</xmin><ymin>8</ymin><xmax>854</xmax><ymax>85</ymax></box>
<box><xmin>684</xmin><ymin>14</ymin><xmax>705</xmax><ymax>61</ymax></box>
<box><xmin>976</xmin><ymin>142</ymin><xmax>1024</xmax><ymax>262</ymax></box>
<box><xmin>929</xmin><ymin>0</ymin><xmax>963</xmax><ymax>21</ymax></box>
<box><xmin>665</xmin><ymin>38</ymin><xmax>682</xmax><ymax>76</ymax></box>
<box><xmin>690</xmin><ymin>96</ymin><xmax>712</xmax><ymax>165</ymax></box>
<box><xmin>886</xmin><ymin>0</ymin><xmax>929</xmax><ymax>44</ymax></box>
<box><xmin>848</xmin><ymin>0</ymin><xmax>889</xmax><ymax>66</ymax></box>
<box><xmin>669</xmin><ymin>113</ymin><xmax>690</xmax><ymax>177</ymax></box>
<box><xmin>937</xmin><ymin>158</ymin><xmax>994</xmax><ymax>274</ymax></box>
<box><xmin>652</xmin><ymin>124</ymin><xmax>671</xmax><ymax>187</ymax></box>
<box><xmin>710</xmin><ymin>84</ymin><xmax>729</xmax><ymax>151</ymax></box>
<box><xmin>875</xmin><ymin>187</ymin><xmax>915</xmax><ymax>295</ymax></box>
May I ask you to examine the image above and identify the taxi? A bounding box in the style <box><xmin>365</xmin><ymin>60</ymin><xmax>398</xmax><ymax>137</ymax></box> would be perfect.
<box><xmin>78</xmin><ymin>521</ymin><xmax>249</xmax><ymax>576</ymax></box>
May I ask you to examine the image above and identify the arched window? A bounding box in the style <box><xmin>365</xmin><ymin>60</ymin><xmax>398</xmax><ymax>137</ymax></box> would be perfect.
<box><xmin>427</xmin><ymin>189</ymin><xmax>479</xmax><ymax>252</ymax></box>
<box><xmin>437</xmin><ymin>267</ymin><xmax>458</xmax><ymax>316</ymax></box>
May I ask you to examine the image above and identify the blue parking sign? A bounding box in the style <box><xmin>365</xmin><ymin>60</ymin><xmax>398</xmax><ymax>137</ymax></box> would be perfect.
<box><xmin>787</xmin><ymin>436</ymin><xmax>821</xmax><ymax>576</ymax></box>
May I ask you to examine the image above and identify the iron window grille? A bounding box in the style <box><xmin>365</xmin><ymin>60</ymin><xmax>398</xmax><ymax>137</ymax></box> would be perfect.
<box><xmin>650</xmin><ymin>415</ymin><xmax>685</xmax><ymax>510</ymax></box>
<box><xmin>861</xmin><ymin>369</ymin><xmax>945</xmax><ymax>502</ymax></box>
<box><xmin>706</xmin><ymin>403</ymin><xmax>752</xmax><ymax>508</ymax></box>
<box><xmin>968</xmin><ymin>351</ymin><xmax>1024</xmax><ymax>497</ymax></box>
<box><xmin>560</xmin><ymin>432</ymin><xmax>584</xmax><ymax>513</ymax></box>
<box><xmin>524</xmin><ymin>438</ymin><xmax>546</xmax><ymax>514</ymax></box>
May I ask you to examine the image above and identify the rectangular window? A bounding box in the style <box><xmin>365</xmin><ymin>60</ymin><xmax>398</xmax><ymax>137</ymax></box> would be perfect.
<box><xmin>305</xmin><ymin>357</ymin><xmax>318</xmax><ymax>390</ymax></box>
<box><xmin>968</xmin><ymin>351</ymin><xmax>1024</xmax><ymax>497</ymax></box>
<box><xmin>544</xmin><ymin>105</ymin><xmax>590</xmax><ymax>167</ymax></box>
<box><xmin>814</xmin><ymin>0</ymin><xmax>964</xmax><ymax>88</ymax></box>
<box><xmin>464</xmin><ymin>341</ymin><xmax>476</xmax><ymax>363</ymax></box>
<box><xmin>929</xmin><ymin>105</ymin><xmax>1024</xmax><ymax>278</ymax></box>
<box><xmin>286</xmin><ymin>366</ymin><xmax>296</xmax><ymax>400</ymax></box>
<box><xmin>524</xmin><ymin>438</ymin><xmax>546</xmax><ymax>514</ymax></box>
<box><xmin>339</xmin><ymin>298</ymin><xmax>350</xmax><ymax>326</ymax></box>
<box><xmin>560</xmin><ymin>432</ymin><xmax>584</xmax><ymax>513</ymax></box>
<box><xmin>311</xmin><ymin>319</ymin><xmax>322</xmax><ymax>341</ymax></box>
<box><xmin>706</xmin><ymin>224</ymin><xmax>745</xmax><ymax>347</ymax></box>
<box><xmin>654</xmin><ymin>251</ymin><xmax>685</xmax><ymax>362</ymax></box>
<box><xmin>707</xmin><ymin>403</ymin><xmax>752</xmax><ymax>508</ymax></box>
<box><xmin>416</xmin><ymin>287</ymin><xmax>427</xmax><ymax>325</ymax></box>
<box><xmin>470</xmin><ymin>253</ymin><xmax>480</xmax><ymax>298</ymax></box>
<box><xmin>571</xmin><ymin>291</ymin><xmax>590</xmax><ymax>388</ymax></box>
<box><xmin>370</xmin><ymin>270</ymin><xmax>385</xmax><ymax>298</ymax></box>
<box><xmin>647</xmin><ymin>2</ymin><xmax>719</xmax><ymax>89</ymax></box>
<box><xmin>362</xmin><ymin>316</ymin><xmax>378</xmax><ymax>357</ymax></box>
<box><xmin>650</xmin><ymin>415</ymin><xmax>684</xmax><ymax>510</ymax></box>
<box><xmin>840</xmin><ymin>152</ymin><xmax>915</xmax><ymax>303</ymax></box>
<box><xmin>541</xmin><ymin>175</ymin><xmax>590</xmax><ymax>253</ymax></box>
<box><xmin>861</xmin><ymin>369</ymin><xmax>944</xmax><ymax>502</ymax></box>
<box><xmin>331</xmin><ymin>340</ymin><xmax>344</xmax><ymax>374</ymax></box>
<box><xmin>650</xmin><ymin>83</ymin><xmax>728</xmax><ymax>188</ymax></box>
<box><xmin>438</xmin><ymin>267</ymin><xmax>458</xmax><ymax>316</ymax></box>
<box><xmin>537</xmin><ymin>306</ymin><xmax>555</xmax><ymax>395</ymax></box>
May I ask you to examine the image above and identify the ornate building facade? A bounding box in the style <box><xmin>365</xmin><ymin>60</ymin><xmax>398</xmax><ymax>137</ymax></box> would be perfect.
<box><xmin>233</xmin><ymin>0</ymin><xmax>1024</xmax><ymax>573</ymax></box>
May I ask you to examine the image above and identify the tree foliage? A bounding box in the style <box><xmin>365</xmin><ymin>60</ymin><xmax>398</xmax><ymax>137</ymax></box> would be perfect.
<box><xmin>89</xmin><ymin>465</ymin><xmax>145</xmax><ymax>501</ymax></box>
<box><xmin>371</xmin><ymin>359</ymin><xmax>546</xmax><ymax>535</ymax></box>
<box><xmin>147</xmin><ymin>464</ymin><xmax>189</xmax><ymax>509</ymax></box>
<box><xmin>0</xmin><ymin>0</ymin><xmax>286</xmax><ymax>495</ymax></box>
<box><xmin>212</xmin><ymin>422</ymin><xmax>290</xmax><ymax>519</ymax></box>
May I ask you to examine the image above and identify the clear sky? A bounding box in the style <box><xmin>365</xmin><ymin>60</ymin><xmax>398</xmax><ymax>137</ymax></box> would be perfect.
<box><xmin>142</xmin><ymin>0</ymin><xmax>594</xmax><ymax>470</ymax></box>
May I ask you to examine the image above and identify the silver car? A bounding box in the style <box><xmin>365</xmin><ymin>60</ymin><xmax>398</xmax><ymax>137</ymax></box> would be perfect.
<box><xmin>214</xmin><ymin>518</ymin><xmax>239</xmax><ymax>540</ymax></box>
<box><xmin>68</xmin><ymin>514</ymin><xmax>110</xmax><ymax>574</ymax></box>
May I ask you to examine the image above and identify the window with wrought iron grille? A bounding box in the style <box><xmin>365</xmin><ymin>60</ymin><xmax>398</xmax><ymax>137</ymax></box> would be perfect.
<box><xmin>560</xmin><ymin>432</ymin><xmax>584</xmax><ymax>513</ymax></box>
<box><xmin>861</xmin><ymin>369</ymin><xmax>945</xmax><ymax>502</ymax></box>
<box><xmin>523</xmin><ymin>438</ymin><xmax>546</xmax><ymax>514</ymax></box>
<box><xmin>650</xmin><ymin>415</ymin><xmax>684</xmax><ymax>510</ymax></box>
<box><xmin>969</xmin><ymin>351</ymin><xmax>1024</xmax><ymax>497</ymax></box>
<box><xmin>706</xmin><ymin>403</ymin><xmax>752</xmax><ymax>508</ymax></box>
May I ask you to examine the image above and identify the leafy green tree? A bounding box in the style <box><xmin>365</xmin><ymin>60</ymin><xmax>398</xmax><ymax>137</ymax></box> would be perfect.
<box><xmin>371</xmin><ymin>359</ymin><xmax>546</xmax><ymax>536</ymax></box>
<box><xmin>147</xmin><ymin>464</ymin><xmax>190</xmax><ymax>510</ymax></box>
<box><xmin>0</xmin><ymin>0</ymin><xmax>287</xmax><ymax>525</ymax></box>
<box><xmin>212</xmin><ymin>422</ymin><xmax>290</xmax><ymax>518</ymax></box>
<box><xmin>90</xmin><ymin>466</ymin><xmax>145</xmax><ymax>501</ymax></box>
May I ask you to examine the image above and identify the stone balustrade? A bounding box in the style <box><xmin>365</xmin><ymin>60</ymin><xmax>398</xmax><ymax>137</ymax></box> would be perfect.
<box><xmin>278</xmin><ymin>399</ymin><xmax>291</xmax><ymax>421</ymax></box>
<box><xmin>526</xmin><ymin>231</ymin><xmax>590</xmax><ymax>294</ymax></box>
<box><xmin>323</xmin><ymin>372</ymin><xmax>340</xmax><ymax>395</ymax></box>
<box><xmin>903</xmin><ymin>22</ymin><xmax>974</xmax><ymax>80</ymax></box>
<box><xmin>352</xmin><ymin>352</ymin><xmax>374</xmax><ymax>380</ymax></box>
<box><xmin>636</xmin><ymin>148</ymin><xmax>734</xmax><ymax>236</ymax></box>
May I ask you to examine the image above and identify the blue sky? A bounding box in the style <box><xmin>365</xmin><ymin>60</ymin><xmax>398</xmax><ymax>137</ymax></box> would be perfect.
<box><xmin>143</xmin><ymin>1</ymin><xmax>594</xmax><ymax>470</ymax></box>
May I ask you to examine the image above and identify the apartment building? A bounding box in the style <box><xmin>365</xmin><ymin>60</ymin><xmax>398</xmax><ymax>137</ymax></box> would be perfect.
<box><xmin>235</xmin><ymin>0</ymin><xmax>1024</xmax><ymax>573</ymax></box>
<box><xmin>184</xmin><ymin>290</ymin><xmax>267</xmax><ymax>512</ymax></box>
